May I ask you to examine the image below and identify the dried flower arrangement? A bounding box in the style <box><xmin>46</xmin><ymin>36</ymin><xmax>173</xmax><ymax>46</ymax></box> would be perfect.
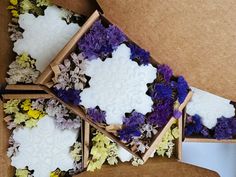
<box><xmin>185</xmin><ymin>87</ymin><xmax>236</xmax><ymax>141</ymax></box>
<box><xmin>6</xmin><ymin>0</ymin><xmax>87</xmax><ymax>84</ymax></box>
<box><xmin>3</xmin><ymin>97</ymin><xmax>83</xmax><ymax>177</ymax></box>
<box><xmin>42</xmin><ymin>12</ymin><xmax>191</xmax><ymax>161</ymax></box>
<box><xmin>86</xmin><ymin>121</ymin><xmax>180</xmax><ymax>172</ymax></box>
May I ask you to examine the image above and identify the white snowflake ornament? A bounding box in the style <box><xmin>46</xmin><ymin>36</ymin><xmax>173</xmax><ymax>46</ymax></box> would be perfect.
<box><xmin>13</xmin><ymin>6</ymin><xmax>80</xmax><ymax>72</ymax></box>
<box><xmin>80</xmin><ymin>44</ymin><xmax>156</xmax><ymax>125</ymax></box>
<box><xmin>187</xmin><ymin>87</ymin><xmax>235</xmax><ymax>129</ymax></box>
<box><xmin>11</xmin><ymin>115</ymin><xmax>78</xmax><ymax>177</ymax></box>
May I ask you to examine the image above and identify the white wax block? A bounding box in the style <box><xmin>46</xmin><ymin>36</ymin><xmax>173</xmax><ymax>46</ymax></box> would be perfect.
<box><xmin>80</xmin><ymin>44</ymin><xmax>156</xmax><ymax>125</ymax></box>
<box><xmin>117</xmin><ymin>146</ymin><xmax>133</xmax><ymax>162</ymax></box>
<box><xmin>11</xmin><ymin>115</ymin><xmax>78</xmax><ymax>177</ymax></box>
<box><xmin>13</xmin><ymin>6</ymin><xmax>80</xmax><ymax>72</ymax></box>
<box><xmin>186</xmin><ymin>87</ymin><xmax>235</xmax><ymax>129</ymax></box>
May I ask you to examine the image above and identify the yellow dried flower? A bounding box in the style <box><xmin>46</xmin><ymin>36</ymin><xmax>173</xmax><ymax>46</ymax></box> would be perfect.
<box><xmin>21</xmin><ymin>99</ymin><xmax>31</xmax><ymax>111</ymax></box>
<box><xmin>4</xmin><ymin>99</ymin><xmax>20</xmax><ymax>114</ymax></box>
<box><xmin>25</xmin><ymin>118</ymin><xmax>38</xmax><ymax>128</ymax></box>
<box><xmin>11</xmin><ymin>9</ymin><xmax>19</xmax><ymax>17</ymax></box>
<box><xmin>15</xmin><ymin>168</ymin><xmax>30</xmax><ymax>177</ymax></box>
<box><xmin>27</xmin><ymin>109</ymin><xmax>44</xmax><ymax>119</ymax></box>
<box><xmin>50</xmin><ymin>168</ymin><xmax>61</xmax><ymax>177</ymax></box>
<box><xmin>14</xmin><ymin>112</ymin><xmax>29</xmax><ymax>124</ymax></box>
<box><xmin>16</xmin><ymin>53</ymin><xmax>36</xmax><ymax>68</ymax></box>
<box><xmin>10</xmin><ymin>0</ymin><xmax>18</xmax><ymax>5</ymax></box>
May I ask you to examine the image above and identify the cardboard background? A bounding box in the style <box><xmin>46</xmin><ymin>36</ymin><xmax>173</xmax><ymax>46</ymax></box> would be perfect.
<box><xmin>97</xmin><ymin>0</ymin><xmax>236</xmax><ymax>101</ymax></box>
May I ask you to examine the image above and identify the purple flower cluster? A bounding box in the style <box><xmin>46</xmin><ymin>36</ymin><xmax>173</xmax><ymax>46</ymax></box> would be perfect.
<box><xmin>129</xmin><ymin>43</ymin><xmax>150</xmax><ymax>65</ymax></box>
<box><xmin>185</xmin><ymin>114</ymin><xmax>209</xmax><ymax>137</ymax></box>
<box><xmin>177</xmin><ymin>76</ymin><xmax>189</xmax><ymax>104</ymax></box>
<box><xmin>118</xmin><ymin>111</ymin><xmax>144</xmax><ymax>143</ymax></box>
<box><xmin>147</xmin><ymin>100</ymin><xmax>173</xmax><ymax>127</ymax></box>
<box><xmin>78</xmin><ymin>20</ymin><xmax>127</xmax><ymax>59</ymax></box>
<box><xmin>214</xmin><ymin>117</ymin><xmax>236</xmax><ymax>140</ymax></box>
<box><xmin>150</xmin><ymin>83</ymin><xmax>173</xmax><ymax>101</ymax></box>
<box><xmin>54</xmin><ymin>88</ymin><xmax>81</xmax><ymax>105</ymax></box>
<box><xmin>87</xmin><ymin>107</ymin><xmax>106</xmax><ymax>124</ymax></box>
<box><xmin>157</xmin><ymin>64</ymin><xmax>173</xmax><ymax>82</ymax></box>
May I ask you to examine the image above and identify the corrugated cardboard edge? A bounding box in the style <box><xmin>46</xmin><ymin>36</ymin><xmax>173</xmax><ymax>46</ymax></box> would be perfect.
<box><xmin>96</xmin><ymin>0</ymin><xmax>236</xmax><ymax>101</ymax></box>
<box><xmin>76</xmin><ymin>157</ymin><xmax>220</xmax><ymax>177</ymax></box>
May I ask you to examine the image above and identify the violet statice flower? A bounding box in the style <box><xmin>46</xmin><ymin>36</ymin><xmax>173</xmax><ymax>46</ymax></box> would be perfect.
<box><xmin>87</xmin><ymin>107</ymin><xmax>106</xmax><ymax>124</ymax></box>
<box><xmin>78</xmin><ymin>21</ymin><xmax>126</xmax><ymax>60</ymax></box>
<box><xmin>54</xmin><ymin>88</ymin><xmax>81</xmax><ymax>105</ymax></box>
<box><xmin>123</xmin><ymin>111</ymin><xmax>145</xmax><ymax>127</ymax></box>
<box><xmin>173</xmin><ymin>110</ymin><xmax>182</xmax><ymax>119</ymax></box>
<box><xmin>106</xmin><ymin>25</ymin><xmax>127</xmax><ymax>49</ymax></box>
<box><xmin>117</xmin><ymin>126</ymin><xmax>142</xmax><ymax>143</ymax></box>
<box><xmin>185</xmin><ymin>114</ymin><xmax>203</xmax><ymax>136</ymax></box>
<box><xmin>214</xmin><ymin>117</ymin><xmax>233</xmax><ymax>140</ymax></box>
<box><xmin>157</xmin><ymin>64</ymin><xmax>173</xmax><ymax>82</ymax></box>
<box><xmin>128</xmin><ymin>43</ymin><xmax>150</xmax><ymax>65</ymax></box>
<box><xmin>177</xmin><ymin>76</ymin><xmax>189</xmax><ymax>104</ymax></box>
<box><xmin>147</xmin><ymin>99</ymin><xmax>173</xmax><ymax>127</ymax></box>
<box><xmin>150</xmin><ymin>83</ymin><xmax>173</xmax><ymax>101</ymax></box>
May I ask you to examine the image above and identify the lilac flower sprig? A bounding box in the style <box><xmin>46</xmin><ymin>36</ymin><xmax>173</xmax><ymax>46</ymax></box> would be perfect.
<box><xmin>176</xmin><ymin>76</ymin><xmax>189</xmax><ymax>104</ymax></box>
<box><xmin>78</xmin><ymin>20</ymin><xmax>127</xmax><ymax>59</ymax></box>
<box><xmin>214</xmin><ymin>117</ymin><xmax>236</xmax><ymax>140</ymax></box>
<box><xmin>147</xmin><ymin>99</ymin><xmax>174</xmax><ymax>127</ymax></box>
<box><xmin>118</xmin><ymin>111</ymin><xmax>144</xmax><ymax>143</ymax></box>
<box><xmin>53</xmin><ymin>88</ymin><xmax>81</xmax><ymax>106</ymax></box>
<box><xmin>185</xmin><ymin>114</ymin><xmax>205</xmax><ymax>136</ymax></box>
<box><xmin>129</xmin><ymin>43</ymin><xmax>150</xmax><ymax>65</ymax></box>
<box><xmin>157</xmin><ymin>64</ymin><xmax>173</xmax><ymax>82</ymax></box>
<box><xmin>87</xmin><ymin>107</ymin><xmax>106</xmax><ymax>124</ymax></box>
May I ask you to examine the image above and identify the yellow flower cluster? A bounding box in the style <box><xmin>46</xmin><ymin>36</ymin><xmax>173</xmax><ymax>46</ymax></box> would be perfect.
<box><xmin>156</xmin><ymin>122</ymin><xmax>179</xmax><ymax>158</ymax></box>
<box><xmin>16</xmin><ymin>53</ymin><xmax>36</xmax><ymax>68</ymax></box>
<box><xmin>15</xmin><ymin>168</ymin><xmax>31</xmax><ymax>177</ymax></box>
<box><xmin>4</xmin><ymin>99</ymin><xmax>45</xmax><ymax>128</ymax></box>
<box><xmin>7</xmin><ymin>0</ymin><xmax>19</xmax><ymax>17</ymax></box>
<box><xmin>87</xmin><ymin>132</ymin><xmax>118</xmax><ymax>171</ymax></box>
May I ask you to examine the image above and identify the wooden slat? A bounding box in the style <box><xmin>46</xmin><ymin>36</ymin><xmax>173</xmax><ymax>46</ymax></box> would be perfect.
<box><xmin>2</xmin><ymin>94</ymin><xmax>52</xmax><ymax>100</ymax></box>
<box><xmin>5</xmin><ymin>84</ymin><xmax>43</xmax><ymax>91</ymax></box>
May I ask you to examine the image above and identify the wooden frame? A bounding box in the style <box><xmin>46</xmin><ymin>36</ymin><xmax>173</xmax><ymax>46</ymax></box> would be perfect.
<box><xmin>36</xmin><ymin>10</ymin><xmax>193</xmax><ymax>162</ymax></box>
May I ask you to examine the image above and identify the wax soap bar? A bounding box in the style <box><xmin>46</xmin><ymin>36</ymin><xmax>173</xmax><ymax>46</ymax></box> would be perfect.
<box><xmin>13</xmin><ymin>6</ymin><xmax>80</xmax><ymax>71</ymax></box>
<box><xmin>187</xmin><ymin>87</ymin><xmax>235</xmax><ymax>129</ymax></box>
<box><xmin>11</xmin><ymin>115</ymin><xmax>78</xmax><ymax>177</ymax></box>
<box><xmin>80</xmin><ymin>44</ymin><xmax>156</xmax><ymax>124</ymax></box>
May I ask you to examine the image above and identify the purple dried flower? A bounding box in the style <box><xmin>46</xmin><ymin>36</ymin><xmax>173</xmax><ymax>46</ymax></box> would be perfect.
<box><xmin>147</xmin><ymin>99</ymin><xmax>173</xmax><ymax>127</ymax></box>
<box><xmin>117</xmin><ymin>126</ymin><xmax>142</xmax><ymax>143</ymax></box>
<box><xmin>87</xmin><ymin>107</ymin><xmax>106</xmax><ymax>124</ymax></box>
<box><xmin>106</xmin><ymin>25</ymin><xmax>127</xmax><ymax>49</ymax></box>
<box><xmin>185</xmin><ymin>114</ymin><xmax>203</xmax><ymax>136</ymax></box>
<box><xmin>177</xmin><ymin>76</ymin><xmax>189</xmax><ymax>104</ymax></box>
<box><xmin>201</xmin><ymin>127</ymin><xmax>210</xmax><ymax>137</ymax></box>
<box><xmin>123</xmin><ymin>111</ymin><xmax>145</xmax><ymax>127</ymax></box>
<box><xmin>128</xmin><ymin>43</ymin><xmax>150</xmax><ymax>65</ymax></box>
<box><xmin>54</xmin><ymin>88</ymin><xmax>81</xmax><ymax>105</ymax></box>
<box><xmin>214</xmin><ymin>117</ymin><xmax>233</xmax><ymax>140</ymax></box>
<box><xmin>150</xmin><ymin>83</ymin><xmax>173</xmax><ymax>101</ymax></box>
<box><xmin>173</xmin><ymin>110</ymin><xmax>182</xmax><ymax>119</ymax></box>
<box><xmin>157</xmin><ymin>64</ymin><xmax>173</xmax><ymax>82</ymax></box>
<box><xmin>78</xmin><ymin>20</ymin><xmax>126</xmax><ymax>59</ymax></box>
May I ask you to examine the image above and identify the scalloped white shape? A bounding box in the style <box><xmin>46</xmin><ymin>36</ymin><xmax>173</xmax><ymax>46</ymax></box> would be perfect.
<box><xmin>13</xmin><ymin>6</ymin><xmax>80</xmax><ymax>72</ymax></box>
<box><xmin>187</xmin><ymin>87</ymin><xmax>235</xmax><ymax>129</ymax></box>
<box><xmin>11</xmin><ymin>115</ymin><xmax>78</xmax><ymax>177</ymax></box>
<box><xmin>80</xmin><ymin>44</ymin><xmax>156</xmax><ymax>125</ymax></box>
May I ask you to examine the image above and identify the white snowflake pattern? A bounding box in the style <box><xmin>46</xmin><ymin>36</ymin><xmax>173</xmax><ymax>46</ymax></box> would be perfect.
<box><xmin>13</xmin><ymin>6</ymin><xmax>80</xmax><ymax>72</ymax></box>
<box><xmin>80</xmin><ymin>44</ymin><xmax>156</xmax><ymax>124</ymax></box>
<box><xmin>11</xmin><ymin>115</ymin><xmax>78</xmax><ymax>177</ymax></box>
